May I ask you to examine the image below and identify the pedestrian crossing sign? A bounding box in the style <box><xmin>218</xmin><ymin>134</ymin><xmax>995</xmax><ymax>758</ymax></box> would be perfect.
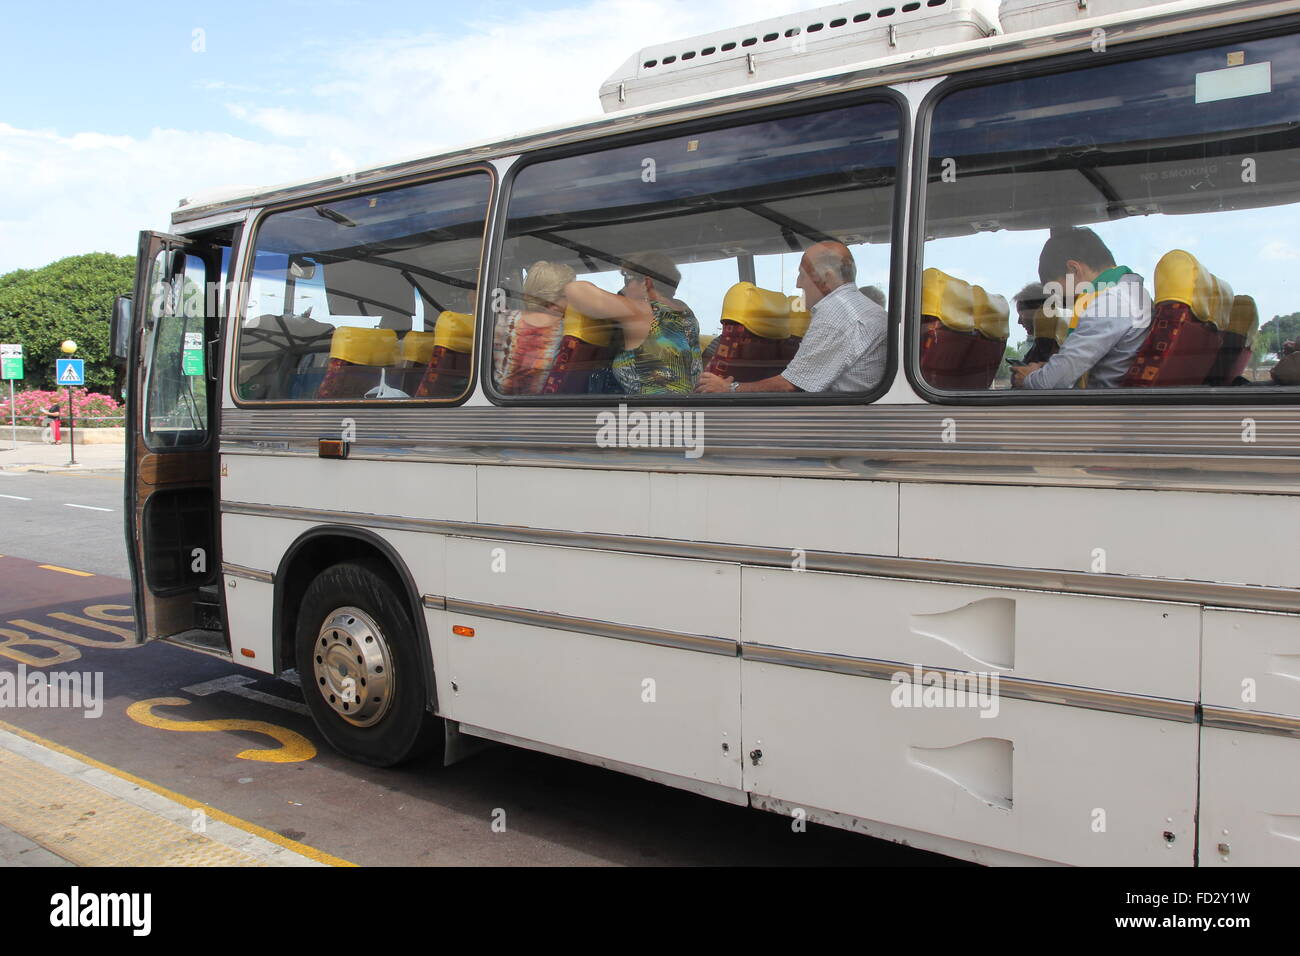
<box><xmin>56</xmin><ymin>359</ymin><xmax>85</xmax><ymax>386</ymax></box>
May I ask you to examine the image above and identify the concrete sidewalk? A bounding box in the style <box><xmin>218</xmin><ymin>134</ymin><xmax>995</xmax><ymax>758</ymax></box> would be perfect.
<box><xmin>0</xmin><ymin>438</ymin><xmax>124</xmax><ymax>474</ymax></box>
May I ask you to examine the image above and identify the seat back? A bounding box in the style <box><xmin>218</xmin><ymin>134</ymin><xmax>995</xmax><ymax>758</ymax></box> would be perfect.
<box><xmin>1023</xmin><ymin>307</ymin><xmax>1067</xmax><ymax>364</ymax></box>
<box><xmin>706</xmin><ymin>282</ymin><xmax>793</xmax><ymax>382</ymax></box>
<box><xmin>1205</xmin><ymin>294</ymin><xmax>1258</xmax><ymax>386</ymax></box>
<box><xmin>316</xmin><ymin>327</ymin><xmax>398</xmax><ymax>399</ymax></box>
<box><xmin>540</xmin><ymin>306</ymin><xmax>618</xmax><ymax>394</ymax></box>
<box><xmin>1120</xmin><ymin>250</ymin><xmax>1229</xmax><ymax>387</ymax></box>
<box><xmin>388</xmin><ymin>331</ymin><xmax>438</xmax><ymax>395</ymax></box>
<box><xmin>415</xmin><ymin>311</ymin><xmax>475</xmax><ymax>398</ymax></box>
<box><xmin>919</xmin><ymin>268</ymin><xmax>1009</xmax><ymax>388</ymax></box>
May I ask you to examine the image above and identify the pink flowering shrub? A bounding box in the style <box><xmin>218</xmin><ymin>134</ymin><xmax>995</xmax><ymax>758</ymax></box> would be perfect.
<box><xmin>0</xmin><ymin>389</ymin><xmax>122</xmax><ymax>428</ymax></box>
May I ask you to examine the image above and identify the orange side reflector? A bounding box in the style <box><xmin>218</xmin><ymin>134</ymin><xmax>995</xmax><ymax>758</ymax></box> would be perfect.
<box><xmin>452</xmin><ymin>625</ymin><xmax>475</xmax><ymax>637</ymax></box>
<box><xmin>240</xmin><ymin>648</ymin><xmax>256</xmax><ymax>658</ymax></box>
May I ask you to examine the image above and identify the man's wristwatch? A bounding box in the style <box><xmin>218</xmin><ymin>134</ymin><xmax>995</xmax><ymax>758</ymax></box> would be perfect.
<box><xmin>729</xmin><ymin>381</ymin><xmax>740</xmax><ymax>392</ymax></box>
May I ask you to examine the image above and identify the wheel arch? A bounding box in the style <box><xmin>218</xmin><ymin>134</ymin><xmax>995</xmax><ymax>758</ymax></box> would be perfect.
<box><xmin>274</xmin><ymin>525</ymin><xmax>438</xmax><ymax>714</ymax></box>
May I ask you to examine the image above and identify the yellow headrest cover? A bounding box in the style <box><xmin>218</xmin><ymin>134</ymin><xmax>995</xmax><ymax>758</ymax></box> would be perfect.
<box><xmin>433</xmin><ymin>311</ymin><xmax>474</xmax><ymax>353</ymax></box>
<box><xmin>721</xmin><ymin>282</ymin><xmax>791</xmax><ymax>341</ymax></box>
<box><xmin>787</xmin><ymin>296</ymin><xmax>811</xmax><ymax>338</ymax></box>
<box><xmin>1032</xmin><ymin>307</ymin><xmax>1067</xmax><ymax>345</ymax></box>
<box><xmin>921</xmin><ymin>268</ymin><xmax>974</xmax><ymax>334</ymax></box>
<box><xmin>400</xmin><ymin>331</ymin><xmax>438</xmax><ymax>366</ymax></box>
<box><xmin>1229</xmin><ymin>295</ymin><xmax>1258</xmax><ymax>344</ymax></box>
<box><xmin>1154</xmin><ymin>250</ymin><xmax>1232</xmax><ymax>330</ymax></box>
<box><xmin>562</xmin><ymin>306</ymin><xmax>615</xmax><ymax>347</ymax></box>
<box><xmin>922</xmin><ymin>269</ymin><xmax>1006</xmax><ymax>339</ymax></box>
<box><xmin>329</xmin><ymin>327</ymin><xmax>398</xmax><ymax>366</ymax></box>
<box><xmin>973</xmin><ymin>287</ymin><xmax>1009</xmax><ymax>341</ymax></box>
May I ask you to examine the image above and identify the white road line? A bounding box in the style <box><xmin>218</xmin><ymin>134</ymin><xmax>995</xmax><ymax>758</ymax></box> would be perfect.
<box><xmin>64</xmin><ymin>503</ymin><xmax>112</xmax><ymax>512</ymax></box>
<box><xmin>0</xmin><ymin>494</ymin><xmax>31</xmax><ymax>501</ymax></box>
<box><xmin>182</xmin><ymin>674</ymin><xmax>312</xmax><ymax>717</ymax></box>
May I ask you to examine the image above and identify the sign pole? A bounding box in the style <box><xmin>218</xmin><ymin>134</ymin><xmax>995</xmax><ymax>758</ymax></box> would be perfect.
<box><xmin>7</xmin><ymin>380</ymin><xmax>14</xmax><ymax>450</ymax></box>
<box><xmin>67</xmin><ymin>384</ymin><xmax>77</xmax><ymax>466</ymax></box>
<box><xmin>1</xmin><ymin>344</ymin><xmax>21</xmax><ymax>449</ymax></box>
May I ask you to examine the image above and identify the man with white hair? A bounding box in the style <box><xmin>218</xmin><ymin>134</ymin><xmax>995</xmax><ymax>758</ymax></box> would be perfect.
<box><xmin>696</xmin><ymin>241</ymin><xmax>886</xmax><ymax>393</ymax></box>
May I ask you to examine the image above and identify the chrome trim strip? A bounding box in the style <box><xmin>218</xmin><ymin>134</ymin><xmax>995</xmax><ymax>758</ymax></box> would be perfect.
<box><xmin>447</xmin><ymin>598</ymin><xmax>738</xmax><ymax>657</ymax></box>
<box><xmin>422</xmin><ymin>593</ymin><xmax>447</xmax><ymax>610</ymax></box>
<box><xmin>221</xmin><ymin>562</ymin><xmax>274</xmax><ymax>584</ymax></box>
<box><xmin>219</xmin><ymin>499</ymin><xmax>1300</xmax><ymax>614</ymax></box>
<box><xmin>744</xmin><ymin>644</ymin><xmax>1196</xmax><ymax>723</ymax></box>
<box><xmin>1202</xmin><ymin>706</ymin><xmax>1300</xmax><ymax>739</ymax></box>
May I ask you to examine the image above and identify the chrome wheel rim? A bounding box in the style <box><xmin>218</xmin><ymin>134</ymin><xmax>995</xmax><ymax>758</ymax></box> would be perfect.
<box><xmin>312</xmin><ymin>606</ymin><xmax>394</xmax><ymax>727</ymax></box>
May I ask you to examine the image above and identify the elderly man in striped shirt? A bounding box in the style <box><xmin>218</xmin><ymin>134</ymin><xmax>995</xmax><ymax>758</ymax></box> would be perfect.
<box><xmin>695</xmin><ymin>241</ymin><xmax>887</xmax><ymax>394</ymax></box>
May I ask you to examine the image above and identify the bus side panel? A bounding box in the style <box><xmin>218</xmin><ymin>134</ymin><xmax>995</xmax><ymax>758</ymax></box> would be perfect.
<box><xmin>742</xmin><ymin>662</ymin><xmax>1197</xmax><ymax>866</ymax></box>
<box><xmin>742</xmin><ymin>567</ymin><xmax>1200</xmax><ymax>700</ymax></box>
<box><xmin>1200</xmin><ymin>609</ymin><xmax>1300</xmax><ymax>865</ymax></box>
<box><xmin>442</xmin><ymin>536</ymin><xmax>743</xmax><ymax>789</ymax></box>
<box><xmin>900</xmin><ymin>484</ymin><xmax>1300</xmax><ymax>590</ymax></box>
<box><xmin>476</xmin><ymin>465</ymin><xmax>900</xmax><ymax>556</ymax></box>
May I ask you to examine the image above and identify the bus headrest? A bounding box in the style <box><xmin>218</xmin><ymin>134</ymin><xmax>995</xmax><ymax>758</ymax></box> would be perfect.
<box><xmin>921</xmin><ymin>268</ymin><xmax>1009</xmax><ymax>340</ymax></box>
<box><xmin>1154</xmin><ymin>250</ymin><xmax>1232</xmax><ymax>330</ymax></box>
<box><xmin>562</xmin><ymin>306</ymin><xmax>616</xmax><ymax>347</ymax></box>
<box><xmin>1033</xmin><ymin>307</ymin><xmax>1067</xmax><ymax>345</ymax></box>
<box><xmin>400</xmin><ymin>330</ymin><xmax>438</xmax><ymax>366</ymax></box>
<box><xmin>787</xmin><ymin>295</ymin><xmax>811</xmax><ymax>338</ymax></box>
<box><xmin>433</xmin><ymin>311</ymin><xmax>475</xmax><ymax>353</ymax></box>
<box><xmin>328</xmin><ymin>327</ymin><xmax>398</xmax><ymax>366</ymax></box>
<box><xmin>721</xmin><ymin>282</ymin><xmax>792</xmax><ymax>340</ymax></box>
<box><xmin>1229</xmin><ymin>295</ymin><xmax>1259</xmax><ymax>344</ymax></box>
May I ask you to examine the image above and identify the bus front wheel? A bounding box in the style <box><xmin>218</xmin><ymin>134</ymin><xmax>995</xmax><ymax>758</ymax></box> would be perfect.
<box><xmin>294</xmin><ymin>560</ymin><xmax>439</xmax><ymax>767</ymax></box>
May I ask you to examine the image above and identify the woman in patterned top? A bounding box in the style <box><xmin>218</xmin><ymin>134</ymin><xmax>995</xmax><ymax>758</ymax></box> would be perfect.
<box><xmin>563</xmin><ymin>252</ymin><xmax>701</xmax><ymax>395</ymax></box>
<box><xmin>493</xmin><ymin>260</ymin><xmax>576</xmax><ymax>394</ymax></box>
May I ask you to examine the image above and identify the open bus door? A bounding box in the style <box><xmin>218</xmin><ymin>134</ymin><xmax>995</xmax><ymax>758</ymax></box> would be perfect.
<box><xmin>120</xmin><ymin>230</ymin><xmax>226</xmax><ymax>649</ymax></box>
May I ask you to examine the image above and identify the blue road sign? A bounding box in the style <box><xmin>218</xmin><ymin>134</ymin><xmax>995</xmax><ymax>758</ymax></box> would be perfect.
<box><xmin>56</xmin><ymin>359</ymin><xmax>85</xmax><ymax>386</ymax></box>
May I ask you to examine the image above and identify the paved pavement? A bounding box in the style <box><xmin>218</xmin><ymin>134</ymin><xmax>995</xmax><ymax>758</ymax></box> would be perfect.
<box><xmin>0</xmin><ymin>439</ymin><xmax>124</xmax><ymax>474</ymax></box>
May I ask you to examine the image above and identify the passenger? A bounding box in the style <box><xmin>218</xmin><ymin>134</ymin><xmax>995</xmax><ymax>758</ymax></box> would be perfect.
<box><xmin>697</xmin><ymin>241</ymin><xmax>886</xmax><ymax>393</ymax></box>
<box><xmin>859</xmin><ymin>285</ymin><xmax>887</xmax><ymax>309</ymax></box>
<box><xmin>493</xmin><ymin>260</ymin><xmax>575</xmax><ymax>395</ymax></box>
<box><xmin>563</xmin><ymin>252</ymin><xmax>700</xmax><ymax>395</ymax></box>
<box><xmin>1013</xmin><ymin>281</ymin><xmax>1055</xmax><ymax>363</ymax></box>
<box><xmin>1272</xmin><ymin>340</ymin><xmax>1300</xmax><ymax>386</ymax></box>
<box><xmin>1013</xmin><ymin>227</ymin><xmax>1152</xmax><ymax>389</ymax></box>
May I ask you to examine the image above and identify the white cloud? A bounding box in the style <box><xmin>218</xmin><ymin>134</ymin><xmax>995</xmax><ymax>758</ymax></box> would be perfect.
<box><xmin>0</xmin><ymin>0</ymin><xmax>825</xmax><ymax>274</ymax></box>
<box><xmin>1261</xmin><ymin>239</ymin><xmax>1300</xmax><ymax>262</ymax></box>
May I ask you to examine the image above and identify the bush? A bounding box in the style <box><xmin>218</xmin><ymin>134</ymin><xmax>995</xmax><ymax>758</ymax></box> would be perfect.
<box><xmin>0</xmin><ymin>388</ymin><xmax>122</xmax><ymax>428</ymax></box>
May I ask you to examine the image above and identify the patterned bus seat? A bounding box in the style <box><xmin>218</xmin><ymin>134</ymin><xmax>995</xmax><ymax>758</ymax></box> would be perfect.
<box><xmin>541</xmin><ymin>306</ymin><xmax>618</xmax><ymax>394</ymax></box>
<box><xmin>779</xmin><ymin>296</ymin><xmax>811</xmax><ymax>364</ymax></box>
<box><xmin>919</xmin><ymin>268</ymin><xmax>1009</xmax><ymax>389</ymax></box>
<box><xmin>706</xmin><ymin>282</ymin><xmax>792</xmax><ymax>382</ymax></box>
<box><xmin>1023</xmin><ymin>306</ymin><xmax>1067</xmax><ymax>364</ymax></box>
<box><xmin>1120</xmin><ymin>250</ymin><xmax>1229</xmax><ymax>387</ymax></box>
<box><xmin>1204</xmin><ymin>294</ymin><xmax>1258</xmax><ymax>386</ymax></box>
<box><xmin>316</xmin><ymin>327</ymin><xmax>399</xmax><ymax>399</ymax></box>
<box><xmin>415</xmin><ymin>311</ymin><xmax>475</xmax><ymax>398</ymax></box>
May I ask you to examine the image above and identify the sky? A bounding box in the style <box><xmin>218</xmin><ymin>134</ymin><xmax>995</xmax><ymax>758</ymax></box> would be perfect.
<box><xmin>0</xmin><ymin>0</ymin><xmax>827</xmax><ymax>276</ymax></box>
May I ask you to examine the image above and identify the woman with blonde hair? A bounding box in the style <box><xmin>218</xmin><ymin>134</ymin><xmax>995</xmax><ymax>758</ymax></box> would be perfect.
<box><xmin>493</xmin><ymin>260</ymin><xmax>576</xmax><ymax>394</ymax></box>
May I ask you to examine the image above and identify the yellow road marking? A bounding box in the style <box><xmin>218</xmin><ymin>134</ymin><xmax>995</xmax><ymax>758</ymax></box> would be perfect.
<box><xmin>14</xmin><ymin>616</ymin><xmax>133</xmax><ymax>649</ymax></box>
<box><xmin>38</xmin><ymin>564</ymin><xmax>93</xmax><ymax>577</ymax></box>
<box><xmin>0</xmin><ymin>626</ymin><xmax>81</xmax><ymax>667</ymax></box>
<box><xmin>84</xmin><ymin>604</ymin><xmax>134</xmax><ymax>622</ymax></box>
<box><xmin>127</xmin><ymin>697</ymin><xmax>318</xmax><ymax>763</ymax></box>
<box><xmin>0</xmin><ymin>717</ymin><xmax>354</xmax><ymax>867</ymax></box>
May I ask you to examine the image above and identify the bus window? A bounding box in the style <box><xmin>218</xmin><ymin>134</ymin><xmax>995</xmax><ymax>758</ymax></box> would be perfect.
<box><xmin>143</xmin><ymin>253</ymin><xmax>209</xmax><ymax>449</ymax></box>
<box><xmin>920</xmin><ymin>31</ymin><xmax>1300</xmax><ymax>395</ymax></box>
<box><xmin>235</xmin><ymin>172</ymin><xmax>491</xmax><ymax>402</ymax></box>
<box><xmin>493</xmin><ymin>99</ymin><xmax>901</xmax><ymax>399</ymax></box>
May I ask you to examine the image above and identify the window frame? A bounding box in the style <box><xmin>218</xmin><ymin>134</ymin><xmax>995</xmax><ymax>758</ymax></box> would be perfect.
<box><xmin>229</xmin><ymin>163</ymin><xmax>498</xmax><ymax>409</ymax></box>
<box><xmin>482</xmin><ymin>88</ymin><xmax>911</xmax><ymax>407</ymax></box>
<box><xmin>907</xmin><ymin>10</ymin><xmax>1300</xmax><ymax>406</ymax></box>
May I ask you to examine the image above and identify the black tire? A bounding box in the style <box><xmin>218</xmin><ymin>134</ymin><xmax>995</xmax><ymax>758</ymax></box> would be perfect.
<box><xmin>295</xmin><ymin>560</ymin><xmax>440</xmax><ymax>767</ymax></box>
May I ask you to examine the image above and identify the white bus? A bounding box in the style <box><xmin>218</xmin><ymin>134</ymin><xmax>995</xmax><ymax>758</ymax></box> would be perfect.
<box><xmin>116</xmin><ymin>0</ymin><xmax>1300</xmax><ymax>866</ymax></box>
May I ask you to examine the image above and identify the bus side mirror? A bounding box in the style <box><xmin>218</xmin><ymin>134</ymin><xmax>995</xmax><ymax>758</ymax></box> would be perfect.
<box><xmin>110</xmin><ymin>295</ymin><xmax>132</xmax><ymax>362</ymax></box>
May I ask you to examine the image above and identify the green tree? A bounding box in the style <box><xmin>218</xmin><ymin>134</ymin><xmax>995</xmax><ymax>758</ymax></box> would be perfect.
<box><xmin>1258</xmin><ymin>312</ymin><xmax>1300</xmax><ymax>358</ymax></box>
<box><xmin>0</xmin><ymin>252</ymin><xmax>135</xmax><ymax>392</ymax></box>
